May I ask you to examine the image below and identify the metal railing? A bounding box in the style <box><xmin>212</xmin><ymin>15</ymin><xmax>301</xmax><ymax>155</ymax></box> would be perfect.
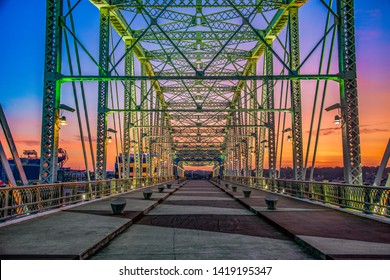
<box><xmin>218</xmin><ymin>176</ymin><xmax>390</xmax><ymax>218</ymax></box>
<box><xmin>0</xmin><ymin>176</ymin><xmax>174</xmax><ymax>222</ymax></box>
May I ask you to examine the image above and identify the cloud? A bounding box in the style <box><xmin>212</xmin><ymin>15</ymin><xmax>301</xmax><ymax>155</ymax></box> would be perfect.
<box><xmin>360</xmin><ymin>128</ymin><xmax>388</xmax><ymax>134</ymax></box>
<box><xmin>306</xmin><ymin>126</ymin><xmax>388</xmax><ymax>136</ymax></box>
<box><xmin>305</xmin><ymin>127</ymin><xmax>339</xmax><ymax>136</ymax></box>
<box><xmin>319</xmin><ymin>127</ymin><xmax>339</xmax><ymax>136</ymax></box>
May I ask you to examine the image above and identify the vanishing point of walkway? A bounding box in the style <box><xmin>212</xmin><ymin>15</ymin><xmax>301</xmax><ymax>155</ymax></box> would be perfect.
<box><xmin>1</xmin><ymin>180</ymin><xmax>390</xmax><ymax>259</ymax></box>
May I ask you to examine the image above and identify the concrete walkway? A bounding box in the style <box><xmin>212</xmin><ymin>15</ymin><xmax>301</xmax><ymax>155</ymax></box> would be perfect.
<box><xmin>91</xmin><ymin>181</ymin><xmax>314</xmax><ymax>260</ymax></box>
<box><xmin>0</xmin><ymin>182</ymin><xmax>181</xmax><ymax>259</ymax></box>
<box><xmin>214</xmin><ymin>180</ymin><xmax>390</xmax><ymax>259</ymax></box>
<box><xmin>1</xmin><ymin>179</ymin><xmax>388</xmax><ymax>260</ymax></box>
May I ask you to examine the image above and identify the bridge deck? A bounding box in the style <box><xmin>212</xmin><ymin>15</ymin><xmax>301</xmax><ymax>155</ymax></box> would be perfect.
<box><xmin>0</xmin><ymin>180</ymin><xmax>389</xmax><ymax>260</ymax></box>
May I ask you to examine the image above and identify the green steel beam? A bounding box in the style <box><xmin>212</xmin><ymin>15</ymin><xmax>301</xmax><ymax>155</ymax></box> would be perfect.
<box><xmin>114</xmin><ymin>0</ymin><xmax>286</xmax><ymax>8</ymax></box>
<box><xmin>95</xmin><ymin>7</ymin><xmax>110</xmax><ymax>180</ymax></box>
<box><xmin>39</xmin><ymin>0</ymin><xmax>63</xmax><ymax>183</ymax></box>
<box><xmin>122</xmin><ymin>42</ymin><xmax>134</xmax><ymax>179</ymax></box>
<box><xmin>108</xmin><ymin>108</ymin><xmax>291</xmax><ymax>113</ymax></box>
<box><xmin>289</xmin><ymin>5</ymin><xmax>304</xmax><ymax>180</ymax></box>
<box><xmin>337</xmin><ymin>0</ymin><xmax>362</xmax><ymax>185</ymax></box>
<box><xmin>59</xmin><ymin>74</ymin><xmax>340</xmax><ymax>82</ymax></box>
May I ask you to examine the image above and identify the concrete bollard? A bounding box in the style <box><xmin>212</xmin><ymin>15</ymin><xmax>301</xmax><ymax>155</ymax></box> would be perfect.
<box><xmin>143</xmin><ymin>189</ymin><xmax>153</xmax><ymax>200</ymax></box>
<box><xmin>265</xmin><ymin>195</ymin><xmax>278</xmax><ymax>210</ymax></box>
<box><xmin>110</xmin><ymin>198</ymin><xmax>127</xmax><ymax>215</ymax></box>
<box><xmin>243</xmin><ymin>189</ymin><xmax>251</xmax><ymax>198</ymax></box>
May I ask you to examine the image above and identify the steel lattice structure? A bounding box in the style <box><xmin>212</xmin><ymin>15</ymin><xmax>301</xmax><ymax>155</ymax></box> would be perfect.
<box><xmin>39</xmin><ymin>0</ymin><xmax>363</xmax><ymax>185</ymax></box>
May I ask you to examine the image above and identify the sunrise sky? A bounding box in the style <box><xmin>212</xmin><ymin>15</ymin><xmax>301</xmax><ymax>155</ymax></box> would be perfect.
<box><xmin>0</xmin><ymin>0</ymin><xmax>389</xmax><ymax>171</ymax></box>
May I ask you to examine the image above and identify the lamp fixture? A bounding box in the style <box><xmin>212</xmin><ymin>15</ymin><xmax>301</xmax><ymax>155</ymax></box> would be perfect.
<box><xmin>325</xmin><ymin>103</ymin><xmax>343</xmax><ymax>126</ymax></box>
<box><xmin>333</xmin><ymin>115</ymin><xmax>341</xmax><ymax>125</ymax></box>
<box><xmin>58</xmin><ymin>104</ymin><xmax>75</xmax><ymax>126</ymax></box>
<box><xmin>59</xmin><ymin>116</ymin><xmax>67</xmax><ymax>126</ymax></box>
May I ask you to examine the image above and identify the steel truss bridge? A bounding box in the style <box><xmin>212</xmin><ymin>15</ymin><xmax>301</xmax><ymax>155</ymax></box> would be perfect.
<box><xmin>37</xmin><ymin>0</ymin><xmax>362</xmax><ymax>185</ymax></box>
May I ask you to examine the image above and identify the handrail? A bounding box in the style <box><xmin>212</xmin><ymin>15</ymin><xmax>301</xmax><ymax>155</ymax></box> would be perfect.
<box><xmin>0</xmin><ymin>176</ymin><xmax>175</xmax><ymax>222</ymax></box>
<box><xmin>218</xmin><ymin>176</ymin><xmax>390</xmax><ymax>218</ymax></box>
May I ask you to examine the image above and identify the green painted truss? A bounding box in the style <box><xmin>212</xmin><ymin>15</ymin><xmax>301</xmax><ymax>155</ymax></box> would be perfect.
<box><xmin>39</xmin><ymin>0</ymin><xmax>363</xmax><ymax>185</ymax></box>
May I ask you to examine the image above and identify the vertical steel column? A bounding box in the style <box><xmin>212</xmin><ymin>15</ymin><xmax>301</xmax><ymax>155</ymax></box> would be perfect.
<box><xmin>265</xmin><ymin>41</ymin><xmax>276</xmax><ymax>179</ymax></box>
<box><xmin>226</xmin><ymin>153</ymin><xmax>230</xmax><ymax>176</ymax></box>
<box><xmin>253</xmin><ymin>61</ymin><xmax>261</xmax><ymax>179</ymax></box>
<box><xmin>146</xmin><ymin>86</ymin><xmax>155</xmax><ymax>179</ymax></box>
<box><xmin>249</xmin><ymin>62</ymin><xmax>257</xmax><ymax>182</ymax></box>
<box><xmin>162</xmin><ymin>120</ymin><xmax>166</xmax><ymax>177</ymax></box>
<box><xmin>218</xmin><ymin>159</ymin><xmax>223</xmax><ymax>178</ymax></box>
<box><xmin>236</xmin><ymin>103</ymin><xmax>243</xmax><ymax>176</ymax></box>
<box><xmin>39</xmin><ymin>0</ymin><xmax>63</xmax><ymax>183</ymax></box>
<box><xmin>163</xmin><ymin>115</ymin><xmax>169</xmax><ymax>176</ymax></box>
<box><xmin>169</xmin><ymin>153</ymin><xmax>173</xmax><ymax>176</ymax></box>
<box><xmin>153</xmin><ymin>103</ymin><xmax>161</xmax><ymax>176</ymax></box>
<box><xmin>243</xmin><ymin>83</ymin><xmax>249</xmax><ymax>177</ymax></box>
<box><xmin>140</xmin><ymin>60</ymin><xmax>151</xmax><ymax>180</ymax></box>
<box><xmin>132</xmin><ymin>112</ymin><xmax>141</xmax><ymax>179</ymax></box>
<box><xmin>234</xmin><ymin>108</ymin><xmax>241</xmax><ymax>176</ymax></box>
<box><xmin>225</xmin><ymin>143</ymin><xmax>229</xmax><ymax>176</ymax></box>
<box><xmin>151</xmin><ymin>94</ymin><xmax>159</xmax><ymax>177</ymax></box>
<box><xmin>173</xmin><ymin>158</ymin><xmax>179</xmax><ymax>178</ymax></box>
<box><xmin>95</xmin><ymin>7</ymin><xmax>110</xmax><ymax>180</ymax></box>
<box><xmin>258</xmin><ymin>55</ymin><xmax>269</xmax><ymax>178</ymax></box>
<box><xmin>122</xmin><ymin>40</ymin><xmax>134</xmax><ymax>179</ymax></box>
<box><xmin>157</xmin><ymin>113</ymin><xmax>163</xmax><ymax>177</ymax></box>
<box><xmin>337</xmin><ymin>0</ymin><xmax>362</xmax><ymax>185</ymax></box>
<box><xmin>234</xmin><ymin>128</ymin><xmax>239</xmax><ymax>177</ymax></box>
<box><xmin>289</xmin><ymin>6</ymin><xmax>304</xmax><ymax>180</ymax></box>
<box><xmin>169</xmin><ymin>131</ymin><xmax>174</xmax><ymax>176</ymax></box>
<box><xmin>129</xmin><ymin>61</ymin><xmax>140</xmax><ymax>180</ymax></box>
<box><xmin>230</xmin><ymin>149</ymin><xmax>234</xmax><ymax>176</ymax></box>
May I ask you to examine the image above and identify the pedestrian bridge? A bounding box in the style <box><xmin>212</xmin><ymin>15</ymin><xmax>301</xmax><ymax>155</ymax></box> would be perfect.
<box><xmin>1</xmin><ymin>0</ymin><xmax>390</xmax><ymax>261</ymax></box>
<box><xmin>1</xmin><ymin>179</ymin><xmax>389</xmax><ymax>260</ymax></box>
